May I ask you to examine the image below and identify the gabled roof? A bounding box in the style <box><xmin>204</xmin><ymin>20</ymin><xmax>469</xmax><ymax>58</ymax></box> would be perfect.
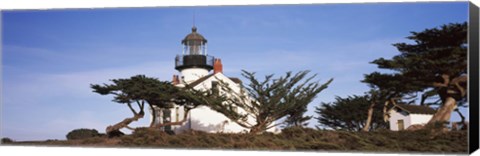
<box><xmin>188</xmin><ymin>74</ymin><xmax>215</xmax><ymax>87</ymax></box>
<box><xmin>187</xmin><ymin>74</ymin><xmax>242</xmax><ymax>88</ymax></box>
<box><xmin>228</xmin><ymin>77</ymin><xmax>242</xmax><ymax>84</ymax></box>
<box><xmin>393</xmin><ymin>103</ymin><xmax>436</xmax><ymax>115</ymax></box>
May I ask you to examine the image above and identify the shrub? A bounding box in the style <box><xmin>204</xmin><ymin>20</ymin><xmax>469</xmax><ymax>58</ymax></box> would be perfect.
<box><xmin>66</xmin><ymin>128</ymin><xmax>100</xmax><ymax>140</ymax></box>
<box><xmin>1</xmin><ymin>137</ymin><xmax>13</xmax><ymax>143</ymax></box>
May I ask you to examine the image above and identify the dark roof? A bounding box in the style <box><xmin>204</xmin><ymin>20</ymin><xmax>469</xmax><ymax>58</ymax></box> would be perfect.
<box><xmin>188</xmin><ymin>74</ymin><xmax>214</xmax><ymax>87</ymax></box>
<box><xmin>187</xmin><ymin>74</ymin><xmax>242</xmax><ymax>88</ymax></box>
<box><xmin>181</xmin><ymin>26</ymin><xmax>207</xmax><ymax>44</ymax></box>
<box><xmin>228</xmin><ymin>77</ymin><xmax>242</xmax><ymax>84</ymax></box>
<box><xmin>394</xmin><ymin>103</ymin><xmax>436</xmax><ymax>115</ymax></box>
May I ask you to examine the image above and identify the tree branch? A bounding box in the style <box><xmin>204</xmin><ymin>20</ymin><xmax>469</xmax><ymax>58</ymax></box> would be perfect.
<box><xmin>433</xmin><ymin>74</ymin><xmax>450</xmax><ymax>87</ymax></box>
<box><xmin>266</xmin><ymin>122</ymin><xmax>283</xmax><ymax>129</ymax></box>
<box><xmin>127</xmin><ymin>102</ymin><xmax>138</xmax><ymax>115</ymax></box>
<box><xmin>451</xmin><ymin>75</ymin><xmax>467</xmax><ymax>97</ymax></box>
<box><xmin>135</xmin><ymin>100</ymin><xmax>142</xmax><ymax>111</ymax></box>
<box><xmin>106</xmin><ymin>113</ymin><xmax>145</xmax><ymax>134</ymax></box>
<box><xmin>125</xmin><ymin>126</ymin><xmax>136</xmax><ymax>130</ymax></box>
<box><xmin>455</xmin><ymin>108</ymin><xmax>466</xmax><ymax>123</ymax></box>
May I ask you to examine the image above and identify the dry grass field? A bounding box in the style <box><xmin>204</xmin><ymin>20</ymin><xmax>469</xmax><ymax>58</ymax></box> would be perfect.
<box><xmin>2</xmin><ymin>127</ymin><xmax>468</xmax><ymax>154</ymax></box>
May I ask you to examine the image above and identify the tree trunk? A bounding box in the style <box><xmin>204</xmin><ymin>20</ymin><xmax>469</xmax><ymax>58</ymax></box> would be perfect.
<box><xmin>249</xmin><ymin>126</ymin><xmax>262</xmax><ymax>134</ymax></box>
<box><xmin>106</xmin><ymin>112</ymin><xmax>144</xmax><ymax>134</ymax></box>
<box><xmin>427</xmin><ymin>96</ymin><xmax>457</xmax><ymax>127</ymax></box>
<box><xmin>382</xmin><ymin>101</ymin><xmax>390</xmax><ymax>122</ymax></box>
<box><xmin>149</xmin><ymin>105</ymin><xmax>157</xmax><ymax>128</ymax></box>
<box><xmin>362</xmin><ymin>101</ymin><xmax>376</xmax><ymax>132</ymax></box>
<box><xmin>427</xmin><ymin>74</ymin><xmax>466</xmax><ymax>129</ymax></box>
<box><xmin>249</xmin><ymin>122</ymin><xmax>267</xmax><ymax>134</ymax></box>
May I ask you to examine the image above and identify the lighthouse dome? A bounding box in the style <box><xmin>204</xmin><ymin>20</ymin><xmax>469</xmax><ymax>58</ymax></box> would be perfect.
<box><xmin>181</xmin><ymin>26</ymin><xmax>207</xmax><ymax>44</ymax></box>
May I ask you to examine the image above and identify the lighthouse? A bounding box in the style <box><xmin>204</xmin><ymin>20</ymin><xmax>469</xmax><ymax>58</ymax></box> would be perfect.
<box><xmin>174</xmin><ymin>26</ymin><xmax>214</xmax><ymax>83</ymax></box>
<box><xmin>150</xmin><ymin>26</ymin><xmax>279</xmax><ymax>134</ymax></box>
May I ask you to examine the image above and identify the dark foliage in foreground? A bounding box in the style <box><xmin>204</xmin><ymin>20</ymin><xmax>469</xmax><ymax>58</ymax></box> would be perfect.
<box><xmin>107</xmin><ymin>130</ymin><xmax>125</xmax><ymax>138</ymax></box>
<box><xmin>1</xmin><ymin>137</ymin><xmax>13</xmax><ymax>144</ymax></box>
<box><xmin>8</xmin><ymin>127</ymin><xmax>467</xmax><ymax>153</ymax></box>
<box><xmin>316</xmin><ymin>95</ymin><xmax>388</xmax><ymax>131</ymax></box>
<box><xmin>66</xmin><ymin>128</ymin><xmax>101</xmax><ymax>140</ymax></box>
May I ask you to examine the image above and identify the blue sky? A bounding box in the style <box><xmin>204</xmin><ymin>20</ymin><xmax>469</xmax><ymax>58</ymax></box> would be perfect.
<box><xmin>1</xmin><ymin>2</ymin><xmax>469</xmax><ymax>141</ymax></box>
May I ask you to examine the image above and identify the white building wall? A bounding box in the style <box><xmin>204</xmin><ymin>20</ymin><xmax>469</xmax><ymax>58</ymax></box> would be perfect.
<box><xmin>388</xmin><ymin>108</ymin><xmax>434</xmax><ymax>131</ymax></box>
<box><xmin>188</xmin><ymin>105</ymin><xmax>246</xmax><ymax>133</ymax></box>
<box><xmin>409</xmin><ymin>114</ymin><xmax>433</xmax><ymax>125</ymax></box>
<box><xmin>180</xmin><ymin>68</ymin><xmax>209</xmax><ymax>83</ymax></box>
<box><xmin>171</xmin><ymin>72</ymin><xmax>278</xmax><ymax>133</ymax></box>
<box><xmin>388</xmin><ymin>108</ymin><xmax>410</xmax><ymax>131</ymax></box>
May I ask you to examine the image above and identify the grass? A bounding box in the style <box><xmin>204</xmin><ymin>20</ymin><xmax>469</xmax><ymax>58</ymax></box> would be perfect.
<box><xmin>3</xmin><ymin>127</ymin><xmax>468</xmax><ymax>154</ymax></box>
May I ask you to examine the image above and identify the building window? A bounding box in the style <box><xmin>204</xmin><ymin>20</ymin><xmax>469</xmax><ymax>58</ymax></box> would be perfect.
<box><xmin>397</xmin><ymin>119</ymin><xmax>404</xmax><ymax>130</ymax></box>
<box><xmin>212</xmin><ymin>81</ymin><xmax>219</xmax><ymax>94</ymax></box>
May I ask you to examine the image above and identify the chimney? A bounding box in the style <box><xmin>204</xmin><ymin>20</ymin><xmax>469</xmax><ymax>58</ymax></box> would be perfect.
<box><xmin>172</xmin><ymin>74</ymin><xmax>180</xmax><ymax>85</ymax></box>
<box><xmin>213</xmin><ymin>58</ymin><xmax>223</xmax><ymax>74</ymax></box>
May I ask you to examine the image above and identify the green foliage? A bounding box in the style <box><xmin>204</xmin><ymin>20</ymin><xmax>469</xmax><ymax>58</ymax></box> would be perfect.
<box><xmin>374</xmin><ymin>22</ymin><xmax>467</xmax><ymax>79</ymax></box>
<box><xmin>91</xmin><ymin>75</ymin><xmax>177</xmax><ymax>132</ymax></box>
<box><xmin>363</xmin><ymin>73</ymin><xmax>421</xmax><ymax>98</ymax></box>
<box><xmin>315</xmin><ymin>95</ymin><xmax>387</xmax><ymax>131</ymax></box>
<box><xmin>283</xmin><ymin>105</ymin><xmax>312</xmax><ymax>127</ymax></box>
<box><xmin>66</xmin><ymin>128</ymin><xmax>100</xmax><ymax>140</ymax></box>
<box><xmin>364</xmin><ymin>22</ymin><xmax>467</xmax><ymax>104</ymax></box>
<box><xmin>1</xmin><ymin>137</ymin><xmax>13</xmax><ymax>143</ymax></box>
<box><xmin>91</xmin><ymin>74</ymin><xmax>223</xmax><ymax>111</ymax></box>
<box><xmin>361</xmin><ymin>22</ymin><xmax>468</xmax><ymax>128</ymax></box>
<box><xmin>209</xmin><ymin>70</ymin><xmax>333</xmax><ymax>133</ymax></box>
<box><xmin>91</xmin><ymin>75</ymin><xmax>180</xmax><ymax>110</ymax></box>
<box><xmin>91</xmin><ymin>75</ymin><xmax>223</xmax><ymax>131</ymax></box>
